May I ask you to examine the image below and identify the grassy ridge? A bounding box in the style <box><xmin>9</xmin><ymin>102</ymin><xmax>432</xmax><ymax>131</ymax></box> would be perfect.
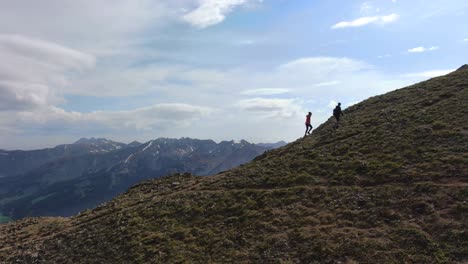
<box><xmin>0</xmin><ymin>66</ymin><xmax>467</xmax><ymax>263</ymax></box>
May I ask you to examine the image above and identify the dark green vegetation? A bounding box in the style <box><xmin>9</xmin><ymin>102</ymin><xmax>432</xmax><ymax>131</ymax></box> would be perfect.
<box><xmin>0</xmin><ymin>138</ymin><xmax>275</xmax><ymax>219</ymax></box>
<box><xmin>1</xmin><ymin>66</ymin><xmax>467</xmax><ymax>263</ymax></box>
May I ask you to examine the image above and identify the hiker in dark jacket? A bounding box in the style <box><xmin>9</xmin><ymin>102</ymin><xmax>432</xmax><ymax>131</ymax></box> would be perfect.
<box><xmin>333</xmin><ymin>103</ymin><xmax>344</xmax><ymax>128</ymax></box>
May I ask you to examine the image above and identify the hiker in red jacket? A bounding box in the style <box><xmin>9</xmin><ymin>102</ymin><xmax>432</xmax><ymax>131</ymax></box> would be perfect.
<box><xmin>305</xmin><ymin>112</ymin><xmax>313</xmax><ymax>136</ymax></box>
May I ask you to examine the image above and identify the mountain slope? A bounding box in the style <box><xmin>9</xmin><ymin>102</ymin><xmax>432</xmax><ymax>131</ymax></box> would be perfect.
<box><xmin>1</xmin><ymin>67</ymin><xmax>467</xmax><ymax>263</ymax></box>
<box><xmin>0</xmin><ymin>138</ymin><xmax>126</xmax><ymax>178</ymax></box>
<box><xmin>0</xmin><ymin>138</ymin><xmax>271</xmax><ymax>219</ymax></box>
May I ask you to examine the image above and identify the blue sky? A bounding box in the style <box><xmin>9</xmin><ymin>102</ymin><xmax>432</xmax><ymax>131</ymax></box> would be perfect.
<box><xmin>0</xmin><ymin>0</ymin><xmax>467</xmax><ymax>149</ymax></box>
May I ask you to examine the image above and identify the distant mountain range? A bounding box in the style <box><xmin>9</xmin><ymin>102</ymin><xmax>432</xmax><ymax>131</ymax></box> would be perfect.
<box><xmin>0</xmin><ymin>138</ymin><xmax>127</xmax><ymax>178</ymax></box>
<box><xmin>0</xmin><ymin>138</ymin><xmax>286</xmax><ymax>220</ymax></box>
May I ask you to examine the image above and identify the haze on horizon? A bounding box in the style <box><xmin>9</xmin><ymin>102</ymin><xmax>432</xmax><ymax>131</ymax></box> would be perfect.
<box><xmin>1</xmin><ymin>0</ymin><xmax>467</xmax><ymax>150</ymax></box>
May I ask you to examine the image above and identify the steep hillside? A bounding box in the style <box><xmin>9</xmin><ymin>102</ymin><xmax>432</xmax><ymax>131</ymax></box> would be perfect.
<box><xmin>0</xmin><ymin>67</ymin><xmax>467</xmax><ymax>263</ymax></box>
<box><xmin>0</xmin><ymin>138</ymin><xmax>271</xmax><ymax>220</ymax></box>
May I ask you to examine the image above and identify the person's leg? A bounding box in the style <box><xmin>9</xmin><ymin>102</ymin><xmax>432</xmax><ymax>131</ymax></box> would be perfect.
<box><xmin>307</xmin><ymin>125</ymin><xmax>313</xmax><ymax>134</ymax></box>
<box><xmin>305</xmin><ymin>124</ymin><xmax>308</xmax><ymax>136</ymax></box>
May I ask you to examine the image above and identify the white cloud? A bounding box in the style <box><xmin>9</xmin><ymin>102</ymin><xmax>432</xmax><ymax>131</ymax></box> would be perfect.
<box><xmin>0</xmin><ymin>102</ymin><xmax>216</xmax><ymax>150</ymax></box>
<box><xmin>0</xmin><ymin>34</ymin><xmax>95</xmax><ymax>70</ymax></box>
<box><xmin>315</xmin><ymin>81</ymin><xmax>341</xmax><ymax>87</ymax></box>
<box><xmin>279</xmin><ymin>57</ymin><xmax>370</xmax><ymax>72</ymax></box>
<box><xmin>381</xmin><ymin>13</ymin><xmax>399</xmax><ymax>23</ymax></box>
<box><xmin>0</xmin><ymin>82</ymin><xmax>50</xmax><ymax>111</ymax></box>
<box><xmin>182</xmin><ymin>0</ymin><xmax>261</xmax><ymax>29</ymax></box>
<box><xmin>241</xmin><ymin>88</ymin><xmax>290</xmax><ymax>96</ymax></box>
<box><xmin>14</xmin><ymin>103</ymin><xmax>213</xmax><ymax>132</ymax></box>
<box><xmin>403</xmin><ymin>69</ymin><xmax>454</xmax><ymax>78</ymax></box>
<box><xmin>237</xmin><ymin>98</ymin><xmax>303</xmax><ymax>119</ymax></box>
<box><xmin>407</xmin><ymin>46</ymin><xmax>439</xmax><ymax>53</ymax></box>
<box><xmin>332</xmin><ymin>13</ymin><xmax>399</xmax><ymax>29</ymax></box>
<box><xmin>377</xmin><ymin>54</ymin><xmax>392</xmax><ymax>59</ymax></box>
<box><xmin>0</xmin><ymin>1</ymin><xmax>173</xmax><ymax>44</ymax></box>
<box><xmin>0</xmin><ymin>34</ymin><xmax>95</xmax><ymax>111</ymax></box>
<box><xmin>463</xmin><ymin>38</ymin><xmax>468</xmax><ymax>42</ymax></box>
